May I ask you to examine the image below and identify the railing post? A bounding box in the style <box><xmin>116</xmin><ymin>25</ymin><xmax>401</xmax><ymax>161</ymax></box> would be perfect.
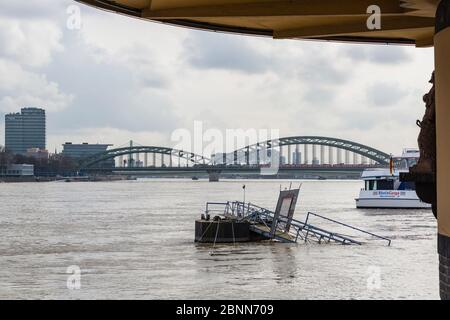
<box><xmin>295</xmin><ymin>228</ymin><xmax>300</xmax><ymax>242</ymax></box>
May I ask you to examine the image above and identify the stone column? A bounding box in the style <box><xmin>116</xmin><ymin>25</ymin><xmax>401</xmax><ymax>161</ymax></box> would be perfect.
<box><xmin>435</xmin><ymin>0</ymin><xmax>450</xmax><ymax>300</ymax></box>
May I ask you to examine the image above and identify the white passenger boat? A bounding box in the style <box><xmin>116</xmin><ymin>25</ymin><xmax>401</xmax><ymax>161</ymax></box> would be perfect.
<box><xmin>355</xmin><ymin>149</ymin><xmax>431</xmax><ymax>209</ymax></box>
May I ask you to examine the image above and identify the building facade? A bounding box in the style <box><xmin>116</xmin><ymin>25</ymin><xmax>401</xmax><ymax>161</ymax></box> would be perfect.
<box><xmin>62</xmin><ymin>143</ymin><xmax>112</xmax><ymax>158</ymax></box>
<box><xmin>5</xmin><ymin>108</ymin><xmax>46</xmax><ymax>155</ymax></box>
<box><xmin>0</xmin><ymin>164</ymin><xmax>34</xmax><ymax>177</ymax></box>
<box><xmin>62</xmin><ymin>143</ymin><xmax>114</xmax><ymax>168</ymax></box>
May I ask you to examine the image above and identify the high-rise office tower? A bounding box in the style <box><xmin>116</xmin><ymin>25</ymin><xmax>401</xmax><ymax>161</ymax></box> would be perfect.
<box><xmin>5</xmin><ymin>108</ymin><xmax>46</xmax><ymax>155</ymax></box>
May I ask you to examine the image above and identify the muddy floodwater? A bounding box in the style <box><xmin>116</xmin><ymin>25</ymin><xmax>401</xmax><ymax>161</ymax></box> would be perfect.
<box><xmin>0</xmin><ymin>179</ymin><xmax>438</xmax><ymax>299</ymax></box>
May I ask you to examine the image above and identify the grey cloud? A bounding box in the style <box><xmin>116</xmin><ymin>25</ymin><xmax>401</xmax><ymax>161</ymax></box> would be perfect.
<box><xmin>339</xmin><ymin>110</ymin><xmax>380</xmax><ymax>131</ymax></box>
<box><xmin>184</xmin><ymin>31</ymin><xmax>271</xmax><ymax>74</ymax></box>
<box><xmin>115</xmin><ymin>43</ymin><xmax>169</xmax><ymax>89</ymax></box>
<box><xmin>303</xmin><ymin>87</ymin><xmax>337</xmax><ymax>105</ymax></box>
<box><xmin>45</xmin><ymin>32</ymin><xmax>180</xmax><ymax>134</ymax></box>
<box><xmin>0</xmin><ymin>1</ymin><xmax>69</xmax><ymax>20</ymax></box>
<box><xmin>342</xmin><ymin>45</ymin><xmax>412</xmax><ymax>64</ymax></box>
<box><xmin>297</xmin><ymin>59</ymin><xmax>350</xmax><ymax>85</ymax></box>
<box><xmin>367</xmin><ymin>83</ymin><xmax>408</xmax><ymax>107</ymax></box>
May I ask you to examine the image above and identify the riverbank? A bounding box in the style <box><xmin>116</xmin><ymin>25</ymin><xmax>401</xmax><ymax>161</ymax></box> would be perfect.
<box><xmin>0</xmin><ymin>175</ymin><xmax>136</xmax><ymax>183</ymax></box>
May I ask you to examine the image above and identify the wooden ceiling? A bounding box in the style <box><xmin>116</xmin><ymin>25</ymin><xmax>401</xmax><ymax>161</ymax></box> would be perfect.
<box><xmin>76</xmin><ymin>0</ymin><xmax>440</xmax><ymax>47</ymax></box>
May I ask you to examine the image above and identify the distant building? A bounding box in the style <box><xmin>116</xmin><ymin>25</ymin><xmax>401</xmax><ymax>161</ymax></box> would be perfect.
<box><xmin>62</xmin><ymin>143</ymin><xmax>114</xmax><ymax>167</ymax></box>
<box><xmin>62</xmin><ymin>143</ymin><xmax>112</xmax><ymax>158</ymax></box>
<box><xmin>0</xmin><ymin>164</ymin><xmax>34</xmax><ymax>177</ymax></box>
<box><xmin>5</xmin><ymin>108</ymin><xmax>46</xmax><ymax>155</ymax></box>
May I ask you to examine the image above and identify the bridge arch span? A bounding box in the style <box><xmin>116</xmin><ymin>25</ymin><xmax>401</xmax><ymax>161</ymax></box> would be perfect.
<box><xmin>229</xmin><ymin>136</ymin><xmax>390</xmax><ymax>165</ymax></box>
<box><xmin>79</xmin><ymin>146</ymin><xmax>210</xmax><ymax>170</ymax></box>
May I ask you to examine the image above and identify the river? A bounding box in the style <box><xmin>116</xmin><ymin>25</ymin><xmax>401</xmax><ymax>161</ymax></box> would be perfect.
<box><xmin>0</xmin><ymin>179</ymin><xmax>438</xmax><ymax>299</ymax></box>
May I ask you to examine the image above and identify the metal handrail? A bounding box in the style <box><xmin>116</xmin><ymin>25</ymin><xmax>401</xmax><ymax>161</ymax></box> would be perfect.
<box><xmin>306</xmin><ymin>212</ymin><xmax>392</xmax><ymax>246</ymax></box>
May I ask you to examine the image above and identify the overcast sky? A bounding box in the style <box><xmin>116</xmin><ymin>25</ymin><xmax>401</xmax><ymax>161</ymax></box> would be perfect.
<box><xmin>0</xmin><ymin>1</ymin><xmax>435</xmax><ymax>155</ymax></box>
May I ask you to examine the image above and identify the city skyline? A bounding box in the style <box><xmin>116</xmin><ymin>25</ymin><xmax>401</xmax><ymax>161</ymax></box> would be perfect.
<box><xmin>0</xmin><ymin>1</ymin><xmax>435</xmax><ymax>155</ymax></box>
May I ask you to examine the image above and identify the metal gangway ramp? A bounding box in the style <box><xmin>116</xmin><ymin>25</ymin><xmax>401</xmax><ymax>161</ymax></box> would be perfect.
<box><xmin>205</xmin><ymin>201</ymin><xmax>391</xmax><ymax>246</ymax></box>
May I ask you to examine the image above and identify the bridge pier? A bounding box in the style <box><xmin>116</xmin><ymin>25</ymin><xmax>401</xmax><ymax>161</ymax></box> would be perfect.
<box><xmin>207</xmin><ymin>169</ymin><xmax>221</xmax><ymax>182</ymax></box>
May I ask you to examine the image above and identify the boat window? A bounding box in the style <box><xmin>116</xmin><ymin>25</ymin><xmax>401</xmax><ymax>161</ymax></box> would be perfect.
<box><xmin>368</xmin><ymin>180</ymin><xmax>377</xmax><ymax>191</ymax></box>
<box><xmin>377</xmin><ymin>180</ymin><xmax>394</xmax><ymax>190</ymax></box>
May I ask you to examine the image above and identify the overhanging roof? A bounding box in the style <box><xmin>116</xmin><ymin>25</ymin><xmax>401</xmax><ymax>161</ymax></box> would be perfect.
<box><xmin>76</xmin><ymin>0</ymin><xmax>440</xmax><ymax>47</ymax></box>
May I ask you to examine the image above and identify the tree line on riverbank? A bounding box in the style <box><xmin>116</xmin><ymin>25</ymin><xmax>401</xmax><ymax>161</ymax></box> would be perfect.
<box><xmin>0</xmin><ymin>147</ymin><xmax>79</xmax><ymax>176</ymax></box>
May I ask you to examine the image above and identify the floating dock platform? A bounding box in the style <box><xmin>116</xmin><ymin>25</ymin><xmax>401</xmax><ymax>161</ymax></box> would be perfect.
<box><xmin>195</xmin><ymin>199</ymin><xmax>391</xmax><ymax>246</ymax></box>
